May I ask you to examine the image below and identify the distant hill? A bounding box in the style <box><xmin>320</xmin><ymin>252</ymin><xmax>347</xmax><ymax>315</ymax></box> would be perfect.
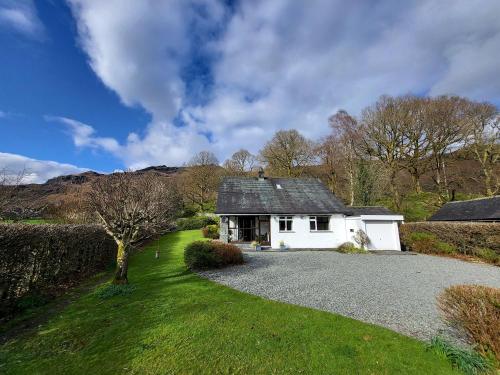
<box><xmin>6</xmin><ymin>166</ymin><xmax>184</xmax><ymax>216</ymax></box>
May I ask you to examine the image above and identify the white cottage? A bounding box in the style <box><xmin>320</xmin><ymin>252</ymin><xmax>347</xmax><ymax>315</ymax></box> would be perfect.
<box><xmin>215</xmin><ymin>172</ymin><xmax>404</xmax><ymax>250</ymax></box>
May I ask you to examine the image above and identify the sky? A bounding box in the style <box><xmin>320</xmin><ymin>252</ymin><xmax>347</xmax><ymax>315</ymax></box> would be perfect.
<box><xmin>1</xmin><ymin>0</ymin><xmax>500</xmax><ymax>183</ymax></box>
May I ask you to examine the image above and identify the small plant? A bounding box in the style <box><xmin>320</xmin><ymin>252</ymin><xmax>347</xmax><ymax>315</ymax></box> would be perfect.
<box><xmin>427</xmin><ymin>337</ymin><xmax>493</xmax><ymax>375</ymax></box>
<box><xmin>95</xmin><ymin>284</ymin><xmax>136</xmax><ymax>300</ymax></box>
<box><xmin>279</xmin><ymin>240</ymin><xmax>286</xmax><ymax>250</ymax></box>
<box><xmin>251</xmin><ymin>240</ymin><xmax>261</xmax><ymax>250</ymax></box>
<box><xmin>438</xmin><ymin>285</ymin><xmax>500</xmax><ymax>362</ymax></box>
<box><xmin>184</xmin><ymin>240</ymin><xmax>244</xmax><ymax>270</ymax></box>
<box><xmin>337</xmin><ymin>242</ymin><xmax>367</xmax><ymax>254</ymax></box>
<box><xmin>353</xmin><ymin>229</ymin><xmax>369</xmax><ymax>249</ymax></box>
<box><xmin>473</xmin><ymin>248</ymin><xmax>499</xmax><ymax>265</ymax></box>
<box><xmin>202</xmin><ymin>224</ymin><xmax>219</xmax><ymax>239</ymax></box>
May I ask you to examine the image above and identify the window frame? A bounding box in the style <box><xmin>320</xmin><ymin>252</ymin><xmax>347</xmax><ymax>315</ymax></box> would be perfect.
<box><xmin>278</xmin><ymin>216</ymin><xmax>293</xmax><ymax>232</ymax></box>
<box><xmin>309</xmin><ymin>215</ymin><xmax>330</xmax><ymax>231</ymax></box>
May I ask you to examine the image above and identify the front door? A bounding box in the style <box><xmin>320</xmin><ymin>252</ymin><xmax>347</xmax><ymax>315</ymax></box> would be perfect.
<box><xmin>238</xmin><ymin>216</ymin><xmax>256</xmax><ymax>242</ymax></box>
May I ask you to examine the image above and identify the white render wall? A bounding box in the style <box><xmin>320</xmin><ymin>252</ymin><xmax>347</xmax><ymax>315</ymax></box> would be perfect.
<box><xmin>269</xmin><ymin>214</ymin><xmax>403</xmax><ymax>250</ymax></box>
<box><xmin>270</xmin><ymin>214</ymin><xmax>347</xmax><ymax>249</ymax></box>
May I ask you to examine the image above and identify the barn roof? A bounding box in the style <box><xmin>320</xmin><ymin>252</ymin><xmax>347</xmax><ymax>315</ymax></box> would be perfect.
<box><xmin>215</xmin><ymin>177</ymin><xmax>349</xmax><ymax>215</ymax></box>
<box><xmin>429</xmin><ymin>196</ymin><xmax>500</xmax><ymax>221</ymax></box>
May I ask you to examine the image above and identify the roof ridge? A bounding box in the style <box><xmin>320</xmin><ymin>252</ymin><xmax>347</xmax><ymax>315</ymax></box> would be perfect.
<box><xmin>446</xmin><ymin>196</ymin><xmax>499</xmax><ymax>204</ymax></box>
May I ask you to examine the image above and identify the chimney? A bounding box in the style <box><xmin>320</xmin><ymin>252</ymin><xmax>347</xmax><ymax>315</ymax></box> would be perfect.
<box><xmin>258</xmin><ymin>167</ymin><xmax>265</xmax><ymax>181</ymax></box>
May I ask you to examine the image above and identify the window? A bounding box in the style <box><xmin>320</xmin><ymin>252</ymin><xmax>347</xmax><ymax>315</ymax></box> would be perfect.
<box><xmin>279</xmin><ymin>216</ymin><xmax>293</xmax><ymax>231</ymax></box>
<box><xmin>309</xmin><ymin>216</ymin><xmax>330</xmax><ymax>231</ymax></box>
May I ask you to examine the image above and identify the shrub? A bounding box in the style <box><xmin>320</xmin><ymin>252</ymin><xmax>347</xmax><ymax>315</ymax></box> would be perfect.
<box><xmin>94</xmin><ymin>284</ymin><xmax>136</xmax><ymax>300</ymax></box>
<box><xmin>202</xmin><ymin>224</ymin><xmax>219</xmax><ymax>239</ymax></box>
<box><xmin>400</xmin><ymin>222</ymin><xmax>500</xmax><ymax>264</ymax></box>
<box><xmin>337</xmin><ymin>242</ymin><xmax>367</xmax><ymax>254</ymax></box>
<box><xmin>438</xmin><ymin>285</ymin><xmax>500</xmax><ymax>361</ymax></box>
<box><xmin>405</xmin><ymin>231</ymin><xmax>457</xmax><ymax>255</ymax></box>
<box><xmin>184</xmin><ymin>240</ymin><xmax>243</xmax><ymax>270</ymax></box>
<box><xmin>427</xmin><ymin>336</ymin><xmax>493</xmax><ymax>375</ymax></box>
<box><xmin>473</xmin><ymin>248</ymin><xmax>499</xmax><ymax>265</ymax></box>
<box><xmin>176</xmin><ymin>216</ymin><xmax>217</xmax><ymax>230</ymax></box>
<box><xmin>353</xmin><ymin>229</ymin><xmax>369</xmax><ymax>249</ymax></box>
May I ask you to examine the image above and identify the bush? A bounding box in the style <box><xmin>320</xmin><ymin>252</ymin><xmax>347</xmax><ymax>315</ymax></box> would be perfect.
<box><xmin>0</xmin><ymin>223</ymin><xmax>116</xmax><ymax>315</ymax></box>
<box><xmin>202</xmin><ymin>224</ymin><xmax>219</xmax><ymax>239</ymax></box>
<box><xmin>176</xmin><ymin>216</ymin><xmax>218</xmax><ymax>230</ymax></box>
<box><xmin>473</xmin><ymin>248</ymin><xmax>499</xmax><ymax>265</ymax></box>
<box><xmin>184</xmin><ymin>240</ymin><xmax>243</xmax><ymax>270</ymax></box>
<box><xmin>400</xmin><ymin>222</ymin><xmax>500</xmax><ymax>264</ymax></box>
<box><xmin>438</xmin><ymin>285</ymin><xmax>500</xmax><ymax>362</ymax></box>
<box><xmin>427</xmin><ymin>336</ymin><xmax>493</xmax><ymax>375</ymax></box>
<box><xmin>94</xmin><ymin>284</ymin><xmax>136</xmax><ymax>300</ymax></box>
<box><xmin>337</xmin><ymin>242</ymin><xmax>367</xmax><ymax>254</ymax></box>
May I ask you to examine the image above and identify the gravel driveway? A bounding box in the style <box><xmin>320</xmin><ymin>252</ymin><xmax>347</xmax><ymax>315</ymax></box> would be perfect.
<box><xmin>199</xmin><ymin>251</ymin><xmax>500</xmax><ymax>341</ymax></box>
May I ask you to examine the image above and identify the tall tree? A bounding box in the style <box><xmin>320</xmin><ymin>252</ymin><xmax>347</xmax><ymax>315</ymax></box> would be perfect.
<box><xmin>86</xmin><ymin>172</ymin><xmax>180</xmax><ymax>284</ymax></box>
<box><xmin>328</xmin><ymin>110</ymin><xmax>362</xmax><ymax>205</ymax></box>
<box><xmin>464</xmin><ymin>101</ymin><xmax>500</xmax><ymax>196</ymax></box>
<box><xmin>223</xmin><ymin>149</ymin><xmax>256</xmax><ymax>175</ymax></box>
<box><xmin>259</xmin><ymin>129</ymin><xmax>315</xmax><ymax>177</ymax></box>
<box><xmin>181</xmin><ymin>151</ymin><xmax>221</xmax><ymax>211</ymax></box>
<box><xmin>400</xmin><ymin>97</ymin><xmax>433</xmax><ymax>193</ymax></box>
<box><xmin>316</xmin><ymin>134</ymin><xmax>341</xmax><ymax>194</ymax></box>
<box><xmin>353</xmin><ymin>159</ymin><xmax>379</xmax><ymax>206</ymax></box>
<box><xmin>360</xmin><ymin>96</ymin><xmax>411</xmax><ymax>208</ymax></box>
<box><xmin>425</xmin><ymin>96</ymin><xmax>470</xmax><ymax>200</ymax></box>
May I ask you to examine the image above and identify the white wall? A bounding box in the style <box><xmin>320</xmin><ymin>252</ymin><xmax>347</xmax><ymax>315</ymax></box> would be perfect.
<box><xmin>270</xmin><ymin>214</ymin><xmax>347</xmax><ymax>249</ymax></box>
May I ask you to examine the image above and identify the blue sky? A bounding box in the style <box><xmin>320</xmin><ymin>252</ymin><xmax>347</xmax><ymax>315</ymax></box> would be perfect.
<box><xmin>1</xmin><ymin>0</ymin><xmax>500</xmax><ymax>183</ymax></box>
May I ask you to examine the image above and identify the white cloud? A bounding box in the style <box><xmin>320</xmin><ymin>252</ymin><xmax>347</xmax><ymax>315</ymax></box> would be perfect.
<box><xmin>0</xmin><ymin>152</ymin><xmax>88</xmax><ymax>184</ymax></box>
<box><xmin>0</xmin><ymin>110</ymin><xmax>5</xmax><ymax>118</ymax></box>
<box><xmin>67</xmin><ymin>0</ymin><xmax>500</xmax><ymax>167</ymax></box>
<box><xmin>0</xmin><ymin>0</ymin><xmax>44</xmax><ymax>38</ymax></box>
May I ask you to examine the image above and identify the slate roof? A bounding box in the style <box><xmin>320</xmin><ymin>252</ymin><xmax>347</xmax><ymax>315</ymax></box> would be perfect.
<box><xmin>348</xmin><ymin>206</ymin><xmax>398</xmax><ymax>216</ymax></box>
<box><xmin>429</xmin><ymin>196</ymin><xmax>500</xmax><ymax>221</ymax></box>
<box><xmin>215</xmin><ymin>177</ymin><xmax>350</xmax><ymax>215</ymax></box>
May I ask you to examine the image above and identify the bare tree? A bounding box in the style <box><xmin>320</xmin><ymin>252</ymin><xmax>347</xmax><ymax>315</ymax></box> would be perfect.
<box><xmin>425</xmin><ymin>96</ymin><xmax>470</xmax><ymax>200</ymax></box>
<box><xmin>464</xmin><ymin>101</ymin><xmax>500</xmax><ymax>196</ymax></box>
<box><xmin>316</xmin><ymin>135</ymin><xmax>342</xmax><ymax>194</ymax></box>
<box><xmin>360</xmin><ymin>96</ymin><xmax>411</xmax><ymax>208</ymax></box>
<box><xmin>223</xmin><ymin>149</ymin><xmax>256</xmax><ymax>175</ymax></box>
<box><xmin>259</xmin><ymin>129</ymin><xmax>315</xmax><ymax>177</ymax></box>
<box><xmin>86</xmin><ymin>172</ymin><xmax>180</xmax><ymax>284</ymax></box>
<box><xmin>400</xmin><ymin>97</ymin><xmax>433</xmax><ymax>193</ymax></box>
<box><xmin>0</xmin><ymin>168</ymin><xmax>26</xmax><ymax>219</ymax></box>
<box><xmin>328</xmin><ymin>110</ymin><xmax>362</xmax><ymax>205</ymax></box>
<box><xmin>180</xmin><ymin>151</ymin><xmax>221</xmax><ymax>211</ymax></box>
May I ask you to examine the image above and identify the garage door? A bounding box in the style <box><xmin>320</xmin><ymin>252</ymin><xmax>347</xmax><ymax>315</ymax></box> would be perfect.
<box><xmin>365</xmin><ymin>221</ymin><xmax>396</xmax><ymax>250</ymax></box>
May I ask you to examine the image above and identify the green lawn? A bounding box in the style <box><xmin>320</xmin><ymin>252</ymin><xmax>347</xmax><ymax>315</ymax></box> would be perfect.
<box><xmin>0</xmin><ymin>230</ymin><xmax>458</xmax><ymax>374</ymax></box>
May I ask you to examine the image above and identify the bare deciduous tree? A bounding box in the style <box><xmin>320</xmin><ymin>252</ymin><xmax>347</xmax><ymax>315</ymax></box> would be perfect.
<box><xmin>360</xmin><ymin>96</ymin><xmax>411</xmax><ymax>208</ymax></box>
<box><xmin>223</xmin><ymin>149</ymin><xmax>256</xmax><ymax>175</ymax></box>
<box><xmin>328</xmin><ymin>110</ymin><xmax>362</xmax><ymax>205</ymax></box>
<box><xmin>86</xmin><ymin>172</ymin><xmax>180</xmax><ymax>284</ymax></box>
<box><xmin>464</xmin><ymin>101</ymin><xmax>500</xmax><ymax>196</ymax></box>
<box><xmin>425</xmin><ymin>96</ymin><xmax>470</xmax><ymax>200</ymax></box>
<box><xmin>180</xmin><ymin>151</ymin><xmax>221</xmax><ymax>211</ymax></box>
<box><xmin>260</xmin><ymin>129</ymin><xmax>315</xmax><ymax>177</ymax></box>
<box><xmin>0</xmin><ymin>168</ymin><xmax>26</xmax><ymax>219</ymax></box>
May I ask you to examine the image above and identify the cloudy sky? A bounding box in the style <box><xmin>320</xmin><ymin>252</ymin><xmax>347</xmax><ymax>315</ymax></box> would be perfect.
<box><xmin>1</xmin><ymin>0</ymin><xmax>500</xmax><ymax>183</ymax></box>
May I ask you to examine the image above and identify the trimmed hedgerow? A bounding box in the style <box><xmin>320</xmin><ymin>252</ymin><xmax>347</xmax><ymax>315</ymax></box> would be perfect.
<box><xmin>438</xmin><ymin>285</ymin><xmax>500</xmax><ymax>362</ymax></box>
<box><xmin>0</xmin><ymin>223</ymin><xmax>116</xmax><ymax>314</ymax></box>
<box><xmin>400</xmin><ymin>222</ymin><xmax>499</xmax><ymax>264</ymax></box>
<box><xmin>184</xmin><ymin>240</ymin><xmax>243</xmax><ymax>270</ymax></box>
<box><xmin>176</xmin><ymin>216</ymin><xmax>218</xmax><ymax>230</ymax></box>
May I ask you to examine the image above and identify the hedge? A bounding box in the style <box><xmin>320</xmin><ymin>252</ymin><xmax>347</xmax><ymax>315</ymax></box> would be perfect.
<box><xmin>400</xmin><ymin>222</ymin><xmax>500</xmax><ymax>264</ymax></box>
<box><xmin>0</xmin><ymin>223</ymin><xmax>116</xmax><ymax>313</ymax></box>
<box><xmin>176</xmin><ymin>216</ymin><xmax>218</xmax><ymax>230</ymax></box>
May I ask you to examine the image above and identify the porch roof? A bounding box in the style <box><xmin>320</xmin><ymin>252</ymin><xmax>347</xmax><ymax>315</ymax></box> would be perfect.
<box><xmin>215</xmin><ymin>177</ymin><xmax>349</xmax><ymax>215</ymax></box>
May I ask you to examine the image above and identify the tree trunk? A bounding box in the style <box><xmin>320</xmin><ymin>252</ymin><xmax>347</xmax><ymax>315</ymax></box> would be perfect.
<box><xmin>411</xmin><ymin>172</ymin><xmax>422</xmax><ymax>193</ymax></box>
<box><xmin>389</xmin><ymin>169</ymin><xmax>401</xmax><ymax>209</ymax></box>
<box><xmin>113</xmin><ymin>240</ymin><xmax>129</xmax><ymax>284</ymax></box>
<box><xmin>348</xmin><ymin>168</ymin><xmax>355</xmax><ymax>206</ymax></box>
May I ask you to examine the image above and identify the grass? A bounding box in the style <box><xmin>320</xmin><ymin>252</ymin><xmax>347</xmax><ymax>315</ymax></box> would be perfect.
<box><xmin>0</xmin><ymin>230</ymin><xmax>459</xmax><ymax>374</ymax></box>
<box><xmin>428</xmin><ymin>337</ymin><xmax>494</xmax><ymax>375</ymax></box>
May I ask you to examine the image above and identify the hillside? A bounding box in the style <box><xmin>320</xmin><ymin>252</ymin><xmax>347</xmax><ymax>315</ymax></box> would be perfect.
<box><xmin>3</xmin><ymin>166</ymin><xmax>184</xmax><ymax>218</ymax></box>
